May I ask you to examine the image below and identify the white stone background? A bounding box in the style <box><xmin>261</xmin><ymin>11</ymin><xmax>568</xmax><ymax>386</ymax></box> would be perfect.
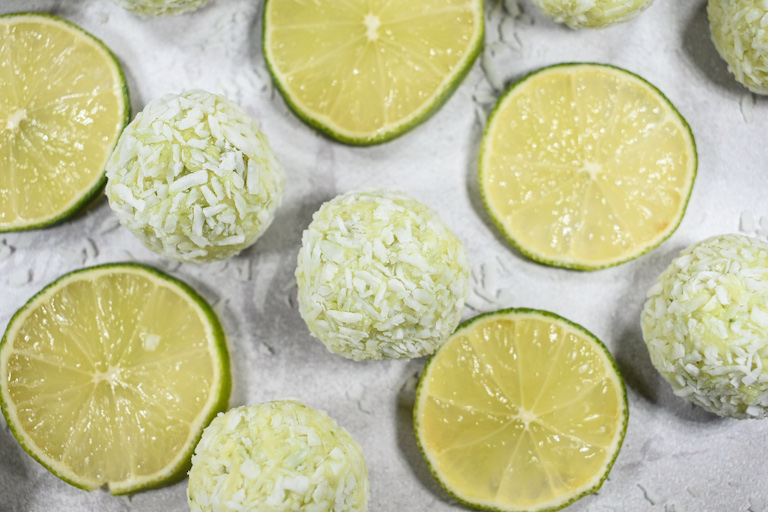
<box><xmin>0</xmin><ymin>0</ymin><xmax>767</xmax><ymax>511</ymax></box>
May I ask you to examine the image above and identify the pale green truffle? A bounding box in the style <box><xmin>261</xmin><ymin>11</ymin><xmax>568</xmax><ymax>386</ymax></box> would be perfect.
<box><xmin>531</xmin><ymin>0</ymin><xmax>654</xmax><ymax>28</ymax></box>
<box><xmin>708</xmin><ymin>0</ymin><xmax>768</xmax><ymax>94</ymax></box>
<box><xmin>106</xmin><ymin>90</ymin><xmax>284</xmax><ymax>263</ymax></box>
<box><xmin>642</xmin><ymin>234</ymin><xmax>768</xmax><ymax>419</ymax></box>
<box><xmin>296</xmin><ymin>190</ymin><xmax>470</xmax><ymax>361</ymax></box>
<box><xmin>111</xmin><ymin>0</ymin><xmax>212</xmax><ymax>16</ymax></box>
<box><xmin>187</xmin><ymin>401</ymin><xmax>369</xmax><ymax>512</ymax></box>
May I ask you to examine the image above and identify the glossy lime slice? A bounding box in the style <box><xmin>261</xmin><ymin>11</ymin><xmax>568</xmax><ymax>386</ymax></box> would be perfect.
<box><xmin>479</xmin><ymin>63</ymin><xmax>697</xmax><ymax>270</ymax></box>
<box><xmin>415</xmin><ymin>308</ymin><xmax>628</xmax><ymax>512</ymax></box>
<box><xmin>263</xmin><ymin>0</ymin><xmax>483</xmax><ymax>145</ymax></box>
<box><xmin>0</xmin><ymin>13</ymin><xmax>129</xmax><ymax>232</ymax></box>
<box><xmin>0</xmin><ymin>263</ymin><xmax>230</xmax><ymax>494</ymax></box>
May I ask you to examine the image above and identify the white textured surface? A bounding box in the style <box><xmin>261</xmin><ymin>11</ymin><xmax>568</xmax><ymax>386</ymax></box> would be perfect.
<box><xmin>1</xmin><ymin>1</ymin><xmax>767</xmax><ymax>511</ymax></box>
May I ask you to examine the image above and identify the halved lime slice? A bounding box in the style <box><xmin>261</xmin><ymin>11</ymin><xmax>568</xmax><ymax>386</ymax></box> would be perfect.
<box><xmin>0</xmin><ymin>263</ymin><xmax>230</xmax><ymax>494</ymax></box>
<box><xmin>263</xmin><ymin>0</ymin><xmax>484</xmax><ymax>145</ymax></box>
<box><xmin>479</xmin><ymin>63</ymin><xmax>697</xmax><ymax>270</ymax></box>
<box><xmin>0</xmin><ymin>13</ymin><xmax>130</xmax><ymax>232</ymax></box>
<box><xmin>415</xmin><ymin>308</ymin><xmax>628</xmax><ymax>512</ymax></box>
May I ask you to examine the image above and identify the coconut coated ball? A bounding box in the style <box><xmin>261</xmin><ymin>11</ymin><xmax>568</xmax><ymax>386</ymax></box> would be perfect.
<box><xmin>531</xmin><ymin>0</ymin><xmax>654</xmax><ymax>28</ymax></box>
<box><xmin>187</xmin><ymin>401</ymin><xmax>369</xmax><ymax>512</ymax></box>
<box><xmin>106</xmin><ymin>90</ymin><xmax>284</xmax><ymax>263</ymax></box>
<box><xmin>112</xmin><ymin>0</ymin><xmax>212</xmax><ymax>16</ymax></box>
<box><xmin>708</xmin><ymin>0</ymin><xmax>768</xmax><ymax>94</ymax></box>
<box><xmin>295</xmin><ymin>190</ymin><xmax>470</xmax><ymax>361</ymax></box>
<box><xmin>642</xmin><ymin>234</ymin><xmax>768</xmax><ymax>419</ymax></box>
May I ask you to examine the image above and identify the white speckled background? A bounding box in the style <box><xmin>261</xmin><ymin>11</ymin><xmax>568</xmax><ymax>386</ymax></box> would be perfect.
<box><xmin>1</xmin><ymin>0</ymin><xmax>767</xmax><ymax>511</ymax></box>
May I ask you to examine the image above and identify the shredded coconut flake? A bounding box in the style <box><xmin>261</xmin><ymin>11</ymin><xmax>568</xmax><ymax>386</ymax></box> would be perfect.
<box><xmin>741</xmin><ymin>210</ymin><xmax>756</xmax><ymax>233</ymax></box>
<box><xmin>8</xmin><ymin>268</ymin><xmax>30</xmax><ymax>287</ymax></box>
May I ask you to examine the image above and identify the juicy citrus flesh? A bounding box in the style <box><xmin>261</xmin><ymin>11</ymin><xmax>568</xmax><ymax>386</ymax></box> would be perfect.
<box><xmin>0</xmin><ymin>14</ymin><xmax>129</xmax><ymax>231</ymax></box>
<box><xmin>479</xmin><ymin>64</ymin><xmax>696</xmax><ymax>270</ymax></box>
<box><xmin>415</xmin><ymin>309</ymin><xmax>628</xmax><ymax>512</ymax></box>
<box><xmin>0</xmin><ymin>264</ymin><xmax>230</xmax><ymax>494</ymax></box>
<box><xmin>263</xmin><ymin>0</ymin><xmax>483</xmax><ymax>144</ymax></box>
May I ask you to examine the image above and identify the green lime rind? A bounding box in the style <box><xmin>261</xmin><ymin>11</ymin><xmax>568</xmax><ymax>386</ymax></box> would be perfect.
<box><xmin>413</xmin><ymin>307</ymin><xmax>629</xmax><ymax>512</ymax></box>
<box><xmin>0</xmin><ymin>263</ymin><xmax>231</xmax><ymax>495</ymax></box>
<box><xmin>0</xmin><ymin>13</ymin><xmax>131</xmax><ymax>233</ymax></box>
<box><xmin>478</xmin><ymin>62</ymin><xmax>698</xmax><ymax>271</ymax></box>
<box><xmin>261</xmin><ymin>0</ymin><xmax>484</xmax><ymax>146</ymax></box>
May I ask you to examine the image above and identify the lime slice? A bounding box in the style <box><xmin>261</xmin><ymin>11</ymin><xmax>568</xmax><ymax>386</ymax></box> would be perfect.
<box><xmin>414</xmin><ymin>308</ymin><xmax>628</xmax><ymax>512</ymax></box>
<box><xmin>0</xmin><ymin>263</ymin><xmax>230</xmax><ymax>494</ymax></box>
<box><xmin>263</xmin><ymin>0</ymin><xmax>484</xmax><ymax>145</ymax></box>
<box><xmin>0</xmin><ymin>13</ymin><xmax>130</xmax><ymax>232</ymax></box>
<box><xmin>479</xmin><ymin>63</ymin><xmax>697</xmax><ymax>270</ymax></box>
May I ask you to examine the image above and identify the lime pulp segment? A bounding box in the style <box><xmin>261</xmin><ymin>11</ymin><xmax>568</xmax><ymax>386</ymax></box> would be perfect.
<box><xmin>0</xmin><ymin>263</ymin><xmax>230</xmax><ymax>494</ymax></box>
<box><xmin>263</xmin><ymin>0</ymin><xmax>484</xmax><ymax>145</ymax></box>
<box><xmin>479</xmin><ymin>64</ymin><xmax>697</xmax><ymax>270</ymax></box>
<box><xmin>0</xmin><ymin>13</ymin><xmax>129</xmax><ymax>231</ymax></box>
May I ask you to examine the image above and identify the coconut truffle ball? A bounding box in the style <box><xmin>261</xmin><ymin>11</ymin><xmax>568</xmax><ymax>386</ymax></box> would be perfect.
<box><xmin>106</xmin><ymin>90</ymin><xmax>284</xmax><ymax>263</ymax></box>
<box><xmin>111</xmin><ymin>0</ymin><xmax>212</xmax><ymax>16</ymax></box>
<box><xmin>708</xmin><ymin>0</ymin><xmax>768</xmax><ymax>94</ymax></box>
<box><xmin>296</xmin><ymin>190</ymin><xmax>470</xmax><ymax>361</ymax></box>
<box><xmin>531</xmin><ymin>0</ymin><xmax>654</xmax><ymax>28</ymax></box>
<box><xmin>188</xmin><ymin>401</ymin><xmax>369</xmax><ymax>512</ymax></box>
<box><xmin>642</xmin><ymin>234</ymin><xmax>768</xmax><ymax>419</ymax></box>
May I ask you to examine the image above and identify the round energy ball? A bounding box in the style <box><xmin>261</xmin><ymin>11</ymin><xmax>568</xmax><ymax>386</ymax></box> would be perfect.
<box><xmin>187</xmin><ymin>401</ymin><xmax>369</xmax><ymax>512</ymax></box>
<box><xmin>111</xmin><ymin>0</ymin><xmax>212</xmax><ymax>16</ymax></box>
<box><xmin>642</xmin><ymin>234</ymin><xmax>768</xmax><ymax>419</ymax></box>
<box><xmin>708</xmin><ymin>0</ymin><xmax>768</xmax><ymax>94</ymax></box>
<box><xmin>106</xmin><ymin>90</ymin><xmax>284</xmax><ymax>263</ymax></box>
<box><xmin>531</xmin><ymin>0</ymin><xmax>654</xmax><ymax>28</ymax></box>
<box><xmin>296</xmin><ymin>190</ymin><xmax>470</xmax><ymax>361</ymax></box>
